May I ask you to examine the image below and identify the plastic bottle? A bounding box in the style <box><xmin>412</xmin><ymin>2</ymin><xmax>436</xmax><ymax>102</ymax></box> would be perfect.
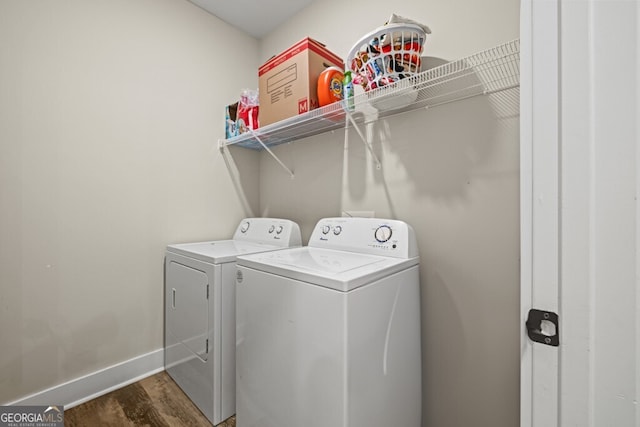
<box><xmin>343</xmin><ymin>70</ymin><xmax>354</xmax><ymax>111</ymax></box>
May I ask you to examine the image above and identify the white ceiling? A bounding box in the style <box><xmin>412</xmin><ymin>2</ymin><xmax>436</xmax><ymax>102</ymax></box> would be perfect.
<box><xmin>188</xmin><ymin>0</ymin><xmax>315</xmax><ymax>38</ymax></box>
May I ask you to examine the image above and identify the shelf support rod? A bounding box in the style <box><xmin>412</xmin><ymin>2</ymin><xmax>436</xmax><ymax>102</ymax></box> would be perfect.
<box><xmin>251</xmin><ymin>130</ymin><xmax>295</xmax><ymax>179</ymax></box>
<box><xmin>345</xmin><ymin>110</ymin><xmax>382</xmax><ymax>170</ymax></box>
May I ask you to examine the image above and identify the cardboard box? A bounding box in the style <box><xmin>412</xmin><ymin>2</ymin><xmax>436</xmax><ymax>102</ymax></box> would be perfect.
<box><xmin>258</xmin><ymin>38</ymin><xmax>344</xmax><ymax>127</ymax></box>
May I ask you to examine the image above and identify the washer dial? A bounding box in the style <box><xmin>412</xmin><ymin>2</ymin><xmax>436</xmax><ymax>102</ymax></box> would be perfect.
<box><xmin>240</xmin><ymin>221</ymin><xmax>250</xmax><ymax>233</ymax></box>
<box><xmin>374</xmin><ymin>225</ymin><xmax>392</xmax><ymax>243</ymax></box>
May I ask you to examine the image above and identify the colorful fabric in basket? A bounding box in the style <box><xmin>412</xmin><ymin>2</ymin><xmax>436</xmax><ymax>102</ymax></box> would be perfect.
<box><xmin>347</xmin><ymin>15</ymin><xmax>430</xmax><ymax>91</ymax></box>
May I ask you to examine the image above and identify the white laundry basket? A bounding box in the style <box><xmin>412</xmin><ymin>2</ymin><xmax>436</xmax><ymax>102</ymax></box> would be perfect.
<box><xmin>347</xmin><ymin>23</ymin><xmax>427</xmax><ymax>92</ymax></box>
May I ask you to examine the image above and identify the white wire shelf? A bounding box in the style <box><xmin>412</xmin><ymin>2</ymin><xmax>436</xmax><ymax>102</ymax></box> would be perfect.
<box><xmin>220</xmin><ymin>39</ymin><xmax>520</xmax><ymax>151</ymax></box>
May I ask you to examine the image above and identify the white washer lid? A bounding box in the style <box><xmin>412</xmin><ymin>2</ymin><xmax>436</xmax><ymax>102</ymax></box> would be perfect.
<box><xmin>167</xmin><ymin>240</ymin><xmax>285</xmax><ymax>264</ymax></box>
<box><xmin>237</xmin><ymin>246</ymin><xmax>418</xmax><ymax>292</ymax></box>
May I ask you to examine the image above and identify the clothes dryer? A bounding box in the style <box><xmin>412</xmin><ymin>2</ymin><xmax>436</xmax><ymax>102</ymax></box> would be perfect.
<box><xmin>164</xmin><ymin>218</ymin><xmax>301</xmax><ymax>425</ymax></box>
<box><xmin>235</xmin><ymin>217</ymin><xmax>421</xmax><ymax>427</ymax></box>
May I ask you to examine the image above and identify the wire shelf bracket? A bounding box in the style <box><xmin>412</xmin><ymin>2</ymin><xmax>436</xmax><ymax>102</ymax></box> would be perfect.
<box><xmin>345</xmin><ymin>110</ymin><xmax>382</xmax><ymax>170</ymax></box>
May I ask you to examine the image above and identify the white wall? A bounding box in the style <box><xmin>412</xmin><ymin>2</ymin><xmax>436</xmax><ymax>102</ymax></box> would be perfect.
<box><xmin>0</xmin><ymin>0</ymin><xmax>260</xmax><ymax>404</ymax></box>
<box><xmin>258</xmin><ymin>1</ymin><xmax>520</xmax><ymax>426</ymax></box>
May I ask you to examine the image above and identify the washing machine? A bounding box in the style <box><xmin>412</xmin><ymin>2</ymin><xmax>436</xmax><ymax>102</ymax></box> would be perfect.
<box><xmin>164</xmin><ymin>218</ymin><xmax>301</xmax><ymax>425</ymax></box>
<box><xmin>235</xmin><ymin>217</ymin><xmax>422</xmax><ymax>427</ymax></box>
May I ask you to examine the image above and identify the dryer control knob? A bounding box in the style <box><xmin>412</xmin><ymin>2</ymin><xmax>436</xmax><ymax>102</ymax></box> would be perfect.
<box><xmin>322</xmin><ymin>225</ymin><xmax>331</xmax><ymax>235</ymax></box>
<box><xmin>374</xmin><ymin>225</ymin><xmax>392</xmax><ymax>242</ymax></box>
<box><xmin>240</xmin><ymin>221</ymin><xmax>250</xmax><ymax>233</ymax></box>
<box><xmin>268</xmin><ymin>225</ymin><xmax>275</xmax><ymax>233</ymax></box>
<box><xmin>333</xmin><ymin>225</ymin><xmax>342</xmax><ymax>235</ymax></box>
<box><xmin>276</xmin><ymin>225</ymin><xmax>284</xmax><ymax>234</ymax></box>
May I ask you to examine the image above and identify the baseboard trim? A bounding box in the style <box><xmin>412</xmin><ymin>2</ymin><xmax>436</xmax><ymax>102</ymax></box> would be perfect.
<box><xmin>7</xmin><ymin>348</ymin><xmax>164</xmax><ymax>409</ymax></box>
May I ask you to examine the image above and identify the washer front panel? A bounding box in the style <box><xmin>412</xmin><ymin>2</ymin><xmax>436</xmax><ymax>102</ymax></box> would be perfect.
<box><xmin>235</xmin><ymin>264</ymin><xmax>422</xmax><ymax>427</ymax></box>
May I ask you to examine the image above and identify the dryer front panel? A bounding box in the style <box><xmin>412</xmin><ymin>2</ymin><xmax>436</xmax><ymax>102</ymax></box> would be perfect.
<box><xmin>166</xmin><ymin>260</ymin><xmax>209</xmax><ymax>361</ymax></box>
<box><xmin>164</xmin><ymin>252</ymin><xmax>226</xmax><ymax>425</ymax></box>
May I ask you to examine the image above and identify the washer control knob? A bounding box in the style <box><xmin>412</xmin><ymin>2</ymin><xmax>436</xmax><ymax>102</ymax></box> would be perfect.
<box><xmin>374</xmin><ymin>225</ymin><xmax>392</xmax><ymax>242</ymax></box>
<box><xmin>268</xmin><ymin>225</ymin><xmax>275</xmax><ymax>233</ymax></box>
<box><xmin>240</xmin><ymin>221</ymin><xmax>250</xmax><ymax>233</ymax></box>
<box><xmin>322</xmin><ymin>225</ymin><xmax>331</xmax><ymax>235</ymax></box>
<box><xmin>333</xmin><ymin>225</ymin><xmax>342</xmax><ymax>235</ymax></box>
<box><xmin>276</xmin><ymin>225</ymin><xmax>284</xmax><ymax>234</ymax></box>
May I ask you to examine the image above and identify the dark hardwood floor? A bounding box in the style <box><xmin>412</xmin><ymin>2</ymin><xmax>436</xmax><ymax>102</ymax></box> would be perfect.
<box><xmin>64</xmin><ymin>371</ymin><xmax>235</xmax><ymax>427</ymax></box>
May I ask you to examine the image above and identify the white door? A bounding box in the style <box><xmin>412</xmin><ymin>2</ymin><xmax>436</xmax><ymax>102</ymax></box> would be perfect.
<box><xmin>521</xmin><ymin>0</ymin><xmax>640</xmax><ymax>426</ymax></box>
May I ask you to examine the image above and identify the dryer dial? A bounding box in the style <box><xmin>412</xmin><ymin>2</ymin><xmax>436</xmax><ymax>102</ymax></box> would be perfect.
<box><xmin>240</xmin><ymin>221</ymin><xmax>250</xmax><ymax>233</ymax></box>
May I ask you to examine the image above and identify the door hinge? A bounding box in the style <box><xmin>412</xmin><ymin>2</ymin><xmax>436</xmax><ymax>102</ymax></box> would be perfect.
<box><xmin>526</xmin><ymin>309</ymin><xmax>559</xmax><ymax>347</ymax></box>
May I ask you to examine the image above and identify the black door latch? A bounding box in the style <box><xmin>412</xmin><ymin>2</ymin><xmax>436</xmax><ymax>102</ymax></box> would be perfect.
<box><xmin>526</xmin><ymin>309</ymin><xmax>559</xmax><ymax>347</ymax></box>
